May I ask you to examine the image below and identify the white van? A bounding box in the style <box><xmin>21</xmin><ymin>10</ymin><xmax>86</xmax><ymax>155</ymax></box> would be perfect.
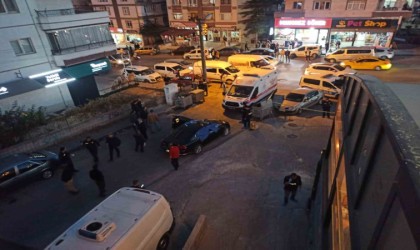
<box><xmin>325</xmin><ymin>47</ymin><xmax>375</xmax><ymax>63</ymax></box>
<box><xmin>227</xmin><ymin>54</ymin><xmax>274</xmax><ymax>70</ymax></box>
<box><xmin>299</xmin><ymin>74</ymin><xmax>344</xmax><ymax>98</ymax></box>
<box><xmin>222</xmin><ymin>69</ymin><xmax>279</xmax><ymax>110</ymax></box>
<box><xmin>193</xmin><ymin>60</ymin><xmax>241</xmax><ymax>84</ymax></box>
<box><xmin>289</xmin><ymin>45</ymin><xmax>322</xmax><ymax>59</ymax></box>
<box><xmin>154</xmin><ymin>62</ymin><xmax>189</xmax><ymax>78</ymax></box>
<box><xmin>183</xmin><ymin>48</ymin><xmax>212</xmax><ymax>60</ymax></box>
<box><xmin>45</xmin><ymin>187</ymin><xmax>174</xmax><ymax>250</ymax></box>
<box><xmin>123</xmin><ymin>66</ymin><xmax>162</xmax><ymax>83</ymax></box>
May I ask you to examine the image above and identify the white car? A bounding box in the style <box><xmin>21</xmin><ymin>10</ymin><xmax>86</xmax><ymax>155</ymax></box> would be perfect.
<box><xmin>153</xmin><ymin>62</ymin><xmax>189</xmax><ymax>78</ymax></box>
<box><xmin>279</xmin><ymin>88</ymin><xmax>324</xmax><ymax>114</ymax></box>
<box><xmin>304</xmin><ymin>63</ymin><xmax>357</xmax><ymax>77</ymax></box>
<box><xmin>263</xmin><ymin>56</ymin><xmax>280</xmax><ymax>67</ymax></box>
<box><xmin>374</xmin><ymin>47</ymin><xmax>394</xmax><ymax>59</ymax></box>
<box><xmin>123</xmin><ymin>66</ymin><xmax>162</xmax><ymax>83</ymax></box>
<box><xmin>183</xmin><ymin>48</ymin><xmax>213</xmax><ymax>60</ymax></box>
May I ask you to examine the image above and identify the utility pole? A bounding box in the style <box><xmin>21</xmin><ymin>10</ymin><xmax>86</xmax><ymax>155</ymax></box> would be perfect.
<box><xmin>197</xmin><ymin>18</ymin><xmax>207</xmax><ymax>82</ymax></box>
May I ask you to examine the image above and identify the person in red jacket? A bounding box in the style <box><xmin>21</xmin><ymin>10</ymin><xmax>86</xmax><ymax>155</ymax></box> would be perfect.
<box><xmin>169</xmin><ymin>143</ymin><xmax>180</xmax><ymax>170</ymax></box>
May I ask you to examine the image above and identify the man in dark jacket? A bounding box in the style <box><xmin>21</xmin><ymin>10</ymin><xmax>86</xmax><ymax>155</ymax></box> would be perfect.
<box><xmin>133</xmin><ymin>125</ymin><xmax>146</xmax><ymax>153</ymax></box>
<box><xmin>89</xmin><ymin>164</ymin><xmax>106</xmax><ymax>197</ymax></box>
<box><xmin>105</xmin><ymin>133</ymin><xmax>121</xmax><ymax>162</ymax></box>
<box><xmin>242</xmin><ymin>103</ymin><xmax>252</xmax><ymax>129</ymax></box>
<box><xmin>321</xmin><ymin>98</ymin><xmax>332</xmax><ymax>118</ymax></box>
<box><xmin>61</xmin><ymin>164</ymin><xmax>79</xmax><ymax>194</ymax></box>
<box><xmin>82</xmin><ymin>136</ymin><xmax>100</xmax><ymax>162</ymax></box>
<box><xmin>58</xmin><ymin>146</ymin><xmax>77</xmax><ymax>172</ymax></box>
<box><xmin>283</xmin><ymin>173</ymin><xmax>302</xmax><ymax>205</ymax></box>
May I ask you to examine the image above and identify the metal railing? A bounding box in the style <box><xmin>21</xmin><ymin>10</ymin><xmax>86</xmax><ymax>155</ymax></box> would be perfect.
<box><xmin>51</xmin><ymin>40</ymin><xmax>115</xmax><ymax>55</ymax></box>
<box><xmin>36</xmin><ymin>8</ymin><xmax>76</xmax><ymax>17</ymax></box>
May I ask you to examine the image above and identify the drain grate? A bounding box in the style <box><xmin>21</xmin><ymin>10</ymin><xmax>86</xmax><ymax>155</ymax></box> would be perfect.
<box><xmin>287</xmin><ymin>134</ymin><xmax>298</xmax><ymax>139</ymax></box>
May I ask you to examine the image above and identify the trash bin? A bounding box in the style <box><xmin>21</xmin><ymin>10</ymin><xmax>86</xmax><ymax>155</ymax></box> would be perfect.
<box><xmin>252</xmin><ymin>99</ymin><xmax>273</xmax><ymax>120</ymax></box>
<box><xmin>190</xmin><ymin>89</ymin><xmax>205</xmax><ymax>103</ymax></box>
<box><xmin>175</xmin><ymin>94</ymin><xmax>193</xmax><ymax>109</ymax></box>
<box><xmin>164</xmin><ymin>83</ymin><xmax>179</xmax><ymax>105</ymax></box>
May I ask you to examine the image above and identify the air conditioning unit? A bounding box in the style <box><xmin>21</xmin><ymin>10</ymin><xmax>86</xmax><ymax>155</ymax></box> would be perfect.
<box><xmin>78</xmin><ymin>220</ymin><xmax>116</xmax><ymax>242</ymax></box>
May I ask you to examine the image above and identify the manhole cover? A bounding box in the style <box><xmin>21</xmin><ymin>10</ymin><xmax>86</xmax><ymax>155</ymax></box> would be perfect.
<box><xmin>288</xmin><ymin>123</ymin><xmax>298</xmax><ymax>127</ymax></box>
<box><xmin>287</xmin><ymin>134</ymin><xmax>298</xmax><ymax>139</ymax></box>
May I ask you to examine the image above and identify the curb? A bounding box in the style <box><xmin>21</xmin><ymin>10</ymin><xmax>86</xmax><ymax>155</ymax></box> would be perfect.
<box><xmin>183</xmin><ymin>215</ymin><xmax>207</xmax><ymax>250</ymax></box>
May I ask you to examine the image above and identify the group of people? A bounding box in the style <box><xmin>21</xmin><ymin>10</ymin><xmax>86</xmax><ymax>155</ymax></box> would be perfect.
<box><xmin>210</xmin><ymin>49</ymin><xmax>220</xmax><ymax>60</ymax></box>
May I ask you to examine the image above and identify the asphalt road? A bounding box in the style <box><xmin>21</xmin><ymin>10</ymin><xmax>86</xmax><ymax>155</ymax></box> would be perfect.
<box><xmin>0</xmin><ymin>52</ymin><xmax>418</xmax><ymax>250</ymax></box>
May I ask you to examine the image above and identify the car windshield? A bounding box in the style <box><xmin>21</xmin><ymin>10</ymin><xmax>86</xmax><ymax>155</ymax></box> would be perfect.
<box><xmin>227</xmin><ymin>85</ymin><xmax>254</xmax><ymax>98</ymax></box>
<box><xmin>251</xmin><ymin>59</ymin><xmax>270</xmax><ymax>67</ymax></box>
<box><xmin>173</xmin><ymin>65</ymin><xmax>184</xmax><ymax>71</ymax></box>
<box><xmin>172</xmin><ymin>123</ymin><xmax>203</xmax><ymax>144</ymax></box>
<box><xmin>286</xmin><ymin>93</ymin><xmax>305</xmax><ymax>102</ymax></box>
<box><xmin>226</xmin><ymin>66</ymin><xmax>240</xmax><ymax>73</ymax></box>
<box><xmin>333</xmin><ymin>64</ymin><xmax>346</xmax><ymax>71</ymax></box>
<box><xmin>140</xmin><ymin>69</ymin><xmax>154</xmax><ymax>75</ymax></box>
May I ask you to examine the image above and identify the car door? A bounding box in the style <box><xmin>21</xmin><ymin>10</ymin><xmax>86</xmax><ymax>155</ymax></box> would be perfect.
<box><xmin>193</xmin><ymin>49</ymin><xmax>200</xmax><ymax>59</ymax></box>
<box><xmin>16</xmin><ymin>161</ymin><xmax>41</xmax><ymax>182</ymax></box>
<box><xmin>296</xmin><ymin>47</ymin><xmax>306</xmax><ymax>57</ymax></box>
<box><xmin>206</xmin><ymin>68</ymin><xmax>218</xmax><ymax>80</ymax></box>
<box><xmin>154</xmin><ymin>65</ymin><xmax>166</xmax><ymax>77</ymax></box>
<box><xmin>204</xmin><ymin>122</ymin><xmax>220</xmax><ymax>143</ymax></box>
<box><xmin>364</xmin><ymin>59</ymin><xmax>378</xmax><ymax>69</ymax></box>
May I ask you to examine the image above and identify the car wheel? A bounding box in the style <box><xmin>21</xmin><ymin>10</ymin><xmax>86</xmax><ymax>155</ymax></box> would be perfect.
<box><xmin>42</xmin><ymin>169</ymin><xmax>53</xmax><ymax>179</ymax></box>
<box><xmin>290</xmin><ymin>54</ymin><xmax>297</xmax><ymax>59</ymax></box>
<box><xmin>330</xmin><ymin>59</ymin><xmax>337</xmax><ymax>63</ymax></box>
<box><xmin>223</xmin><ymin>126</ymin><xmax>230</xmax><ymax>136</ymax></box>
<box><xmin>186</xmin><ymin>56</ymin><xmax>191</xmax><ymax>59</ymax></box>
<box><xmin>194</xmin><ymin>144</ymin><xmax>202</xmax><ymax>154</ymax></box>
<box><xmin>375</xmin><ymin>66</ymin><xmax>381</xmax><ymax>71</ymax></box>
<box><xmin>144</xmin><ymin>79</ymin><xmax>151</xmax><ymax>83</ymax></box>
<box><xmin>157</xmin><ymin>233</ymin><xmax>170</xmax><ymax>250</ymax></box>
<box><xmin>226</xmin><ymin>79</ymin><xmax>233</xmax><ymax>85</ymax></box>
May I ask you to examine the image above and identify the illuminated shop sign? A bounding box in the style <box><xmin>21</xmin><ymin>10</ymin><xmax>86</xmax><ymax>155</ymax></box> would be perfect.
<box><xmin>332</xmin><ymin>19</ymin><xmax>399</xmax><ymax>29</ymax></box>
<box><xmin>29</xmin><ymin>69</ymin><xmax>75</xmax><ymax>88</ymax></box>
<box><xmin>275</xmin><ymin>18</ymin><xmax>332</xmax><ymax>28</ymax></box>
<box><xmin>90</xmin><ymin>61</ymin><xmax>108</xmax><ymax>73</ymax></box>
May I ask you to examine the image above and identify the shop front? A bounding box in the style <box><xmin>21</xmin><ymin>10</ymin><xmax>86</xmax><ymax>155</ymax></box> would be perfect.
<box><xmin>110</xmin><ymin>27</ymin><xmax>143</xmax><ymax>49</ymax></box>
<box><xmin>274</xmin><ymin>18</ymin><xmax>332</xmax><ymax>47</ymax></box>
<box><xmin>330</xmin><ymin>18</ymin><xmax>400</xmax><ymax>49</ymax></box>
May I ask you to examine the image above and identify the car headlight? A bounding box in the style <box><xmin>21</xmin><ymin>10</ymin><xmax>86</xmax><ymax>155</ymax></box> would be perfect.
<box><xmin>117</xmin><ymin>60</ymin><xmax>123</xmax><ymax>64</ymax></box>
<box><xmin>340</xmin><ymin>62</ymin><xmax>345</xmax><ymax>66</ymax></box>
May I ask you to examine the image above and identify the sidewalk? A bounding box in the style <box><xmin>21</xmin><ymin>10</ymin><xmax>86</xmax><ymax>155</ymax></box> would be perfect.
<box><xmin>394</xmin><ymin>46</ymin><xmax>420</xmax><ymax>56</ymax></box>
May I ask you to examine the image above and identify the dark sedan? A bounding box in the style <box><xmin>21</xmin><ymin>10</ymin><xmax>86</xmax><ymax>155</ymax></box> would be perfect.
<box><xmin>218</xmin><ymin>47</ymin><xmax>242</xmax><ymax>56</ymax></box>
<box><xmin>0</xmin><ymin>150</ymin><xmax>59</xmax><ymax>189</ymax></box>
<box><xmin>249</xmin><ymin>48</ymin><xmax>275</xmax><ymax>57</ymax></box>
<box><xmin>161</xmin><ymin>117</ymin><xmax>230</xmax><ymax>155</ymax></box>
<box><xmin>171</xmin><ymin>46</ymin><xmax>196</xmax><ymax>56</ymax></box>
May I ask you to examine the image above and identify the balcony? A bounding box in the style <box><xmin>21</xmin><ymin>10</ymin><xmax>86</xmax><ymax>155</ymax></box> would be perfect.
<box><xmin>36</xmin><ymin>9</ymin><xmax>110</xmax><ymax>31</ymax></box>
<box><xmin>373</xmin><ymin>7</ymin><xmax>413</xmax><ymax>20</ymax></box>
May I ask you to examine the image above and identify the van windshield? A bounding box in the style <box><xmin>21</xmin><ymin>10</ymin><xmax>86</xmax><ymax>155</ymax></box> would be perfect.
<box><xmin>173</xmin><ymin>65</ymin><xmax>184</xmax><ymax>71</ymax></box>
<box><xmin>226</xmin><ymin>66</ymin><xmax>240</xmax><ymax>73</ymax></box>
<box><xmin>285</xmin><ymin>93</ymin><xmax>305</xmax><ymax>102</ymax></box>
<box><xmin>251</xmin><ymin>59</ymin><xmax>269</xmax><ymax>68</ymax></box>
<box><xmin>139</xmin><ymin>69</ymin><xmax>154</xmax><ymax>75</ymax></box>
<box><xmin>227</xmin><ymin>85</ymin><xmax>254</xmax><ymax>98</ymax></box>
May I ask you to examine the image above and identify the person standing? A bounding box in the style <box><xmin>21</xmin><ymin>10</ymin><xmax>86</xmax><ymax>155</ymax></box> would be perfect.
<box><xmin>169</xmin><ymin>143</ymin><xmax>180</xmax><ymax>170</ymax></box>
<box><xmin>244</xmin><ymin>41</ymin><xmax>249</xmax><ymax>51</ymax></box>
<box><xmin>131</xmin><ymin>179</ymin><xmax>141</xmax><ymax>188</ymax></box>
<box><xmin>305</xmin><ymin>50</ymin><xmax>312</xmax><ymax>62</ymax></box>
<box><xmin>147</xmin><ymin>109</ymin><xmax>161</xmax><ymax>133</ymax></box>
<box><xmin>58</xmin><ymin>146</ymin><xmax>77</xmax><ymax>171</ymax></box>
<box><xmin>61</xmin><ymin>164</ymin><xmax>79</xmax><ymax>195</ymax></box>
<box><xmin>133</xmin><ymin>126</ymin><xmax>146</xmax><ymax>153</ymax></box>
<box><xmin>215</xmin><ymin>50</ymin><xmax>220</xmax><ymax>60</ymax></box>
<box><xmin>89</xmin><ymin>163</ymin><xmax>106</xmax><ymax>197</ymax></box>
<box><xmin>283</xmin><ymin>173</ymin><xmax>302</xmax><ymax>205</ymax></box>
<box><xmin>280</xmin><ymin>48</ymin><xmax>285</xmax><ymax>62</ymax></box>
<box><xmin>82</xmin><ymin>136</ymin><xmax>100</xmax><ymax>162</ymax></box>
<box><xmin>321</xmin><ymin>98</ymin><xmax>332</xmax><ymax>118</ymax></box>
<box><xmin>242</xmin><ymin>103</ymin><xmax>252</xmax><ymax>129</ymax></box>
<box><xmin>285</xmin><ymin>49</ymin><xmax>291</xmax><ymax>63</ymax></box>
<box><xmin>336</xmin><ymin>40</ymin><xmax>341</xmax><ymax>49</ymax></box>
<box><xmin>325</xmin><ymin>41</ymin><xmax>330</xmax><ymax>54</ymax></box>
<box><xmin>105</xmin><ymin>133</ymin><xmax>121</xmax><ymax>162</ymax></box>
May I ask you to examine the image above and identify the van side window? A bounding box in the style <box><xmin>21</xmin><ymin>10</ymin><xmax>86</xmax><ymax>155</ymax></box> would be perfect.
<box><xmin>347</xmin><ymin>50</ymin><xmax>358</xmax><ymax>54</ymax></box>
<box><xmin>251</xmin><ymin>87</ymin><xmax>259</xmax><ymax>98</ymax></box>
<box><xmin>324</xmin><ymin>81</ymin><xmax>335</xmax><ymax>89</ymax></box>
<box><xmin>298</xmin><ymin>47</ymin><xmax>305</xmax><ymax>51</ymax></box>
<box><xmin>219</xmin><ymin>69</ymin><xmax>228</xmax><ymax>75</ymax></box>
<box><xmin>333</xmin><ymin>50</ymin><xmax>344</xmax><ymax>55</ymax></box>
<box><xmin>303</xmin><ymin>78</ymin><xmax>320</xmax><ymax>85</ymax></box>
<box><xmin>207</xmin><ymin>68</ymin><xmax>217</xmax><ymax>73</ymax></box>
<box><xmin>155</xmin><ymin>66</ymin><xmax>165</xmax><ymax>70</ymax></box>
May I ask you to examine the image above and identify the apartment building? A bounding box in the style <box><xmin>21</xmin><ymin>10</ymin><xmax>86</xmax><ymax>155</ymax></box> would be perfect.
<box><xmin>274</xmin><ymin>0</ymin><xmax>414</xmax><ymax>48</ymax></box>
<box><xmin>166</xmin><ymin>0</ymin><xmax>244</xmax><ymax>45</ymax></box>
<box><xmin>91</xmin><ymin>0</ymin><xmax>168</xmax><ymax>46</ymax></box>
<box><xmin>0</xmin><ymin>0</ymin><xmax>115</xmax><ymax>113</ymax></box>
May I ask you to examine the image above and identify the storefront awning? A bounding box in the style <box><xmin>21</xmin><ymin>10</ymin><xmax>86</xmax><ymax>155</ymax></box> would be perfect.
<box><xmin>171</xmin><ymin>21</ymin><xmax>197</xmax><ymax>28</ymax></box>
<box><xmin>0</xmin><ymin>78</ymin><xmax>44</xmax><ymax>100</ymax></box>
<box><xmin>63</xmin><ymin>58</ymin><xmax>111</xmax><ymax>78</ymax></box>
<box><xmin>161</xmin><ymin>28</ymin><xmax>196</xmax><ymax>37</ymax></box>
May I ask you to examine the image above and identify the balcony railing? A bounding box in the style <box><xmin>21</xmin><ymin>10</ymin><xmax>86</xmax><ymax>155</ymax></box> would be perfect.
<box><xmin>51</xmin><ymin>40</ymin><xmax>115</xmax><ymax>55</ymax></box>
<box><xmin>36</xmin><ymin>8</ymin><xmax>95</xmax><ymax>17</ymax></box>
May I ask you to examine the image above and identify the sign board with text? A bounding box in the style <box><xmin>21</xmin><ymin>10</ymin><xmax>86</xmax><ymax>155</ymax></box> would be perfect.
<box><xmin>275</xmin><ymin>18</ymin><xmax>332</xmax><ymax>29</ymax></box>
<box><xmin>331</xmin><ymin>19</ymin><xmax>399</xmax><ymax>29</ymax></box>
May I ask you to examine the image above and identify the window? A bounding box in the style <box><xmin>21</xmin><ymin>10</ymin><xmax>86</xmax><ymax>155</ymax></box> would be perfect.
<box><xmin>94</xmin><ymin>6</ymin><xmax>106</xmax><ymax>11</ymax></box>
<box><xmin>204</xmin><ymin>12</ymin><xmax>214</xmax><ymax>20</ymax></box>
<box><xmin>313</xmin><ymin>1</ymin><xmax>331</xmax><ymax>10</ymax></box>
<box><xmin>122</xmin><ymin>6</ymin><xmax>130</xmax><ymax>15</ymax></box>
<box><xmin>293</xmin><ymin>1</ymin><xmax>303</xmax><ymax>9</ymax></box>
<box><xmin>173</xmin><ymin>13</ymin><xmax>183</xmax><ymax>20</ymax></box>
<box><xmin>155</xmin><ymin>66</ymin><xmax>166</xmax><ymax>70</ymax></box>
<box><xmin>220</xmin><ymin>13</ymin><xmax>231</xmax><ymax>21</ymax></box>
<box><xmin>188</xmin><ymin>0</ymin><xmax>197</xmax><ymax>7</ymax></box>
<box><xmin>10</xmin><ymin>38</ymin><xmax>35</xmax><ymax>55</ymax></box>
<box><xmin>0</xmin><ymin>0</ymin><xmax>19</xmax><ymax>13</ymax></box>
<box><xmin>98</xmin><ymin>0</ymin><xmax>108</xmax><ymax>2</ymax></box>
<box><xmin>383</xmin><ymin>0</ymin><xmax>397</xmax><ymax>8</ymax></box>
<box><xmin>126</xmin><ymin>20</ymin><xmax>133</xmax><ymax>28</ymax></box>
<box><xmin>17</xmin><ymin>161</ymin><xmax>39</xmax><ymax>174</ymax></box>
<box><xmin>206</xmin><ymin>68</ymin><xmax>217</xmax><ymax>73</ymax></box>
<box><xmin>303</xmin><ymin>78</ymin><xmax>320</xmax><ymax>85</ymax></box>
<box><xmin>346</xmin><ymin>0</ymin><xmax>365</xmax><ymax>10</ymax></box>
<box><xmin>109</xmin><ymin>20</ymin><xmax>114</xmax><ymax>27</ymax></box>
<box><xmin>172</xmin><ymin>0</ymin><xmax>181</xmax><ymax>5</ymax></box>
<box><xmin>221</xmin><ymin>0</ymin><xmax>231</xmax><ymax>4</ymax></box>
<box><xmin>189</xmin><ymin>12</ymin><xmax>198</xmax><ymax>20</ymax></box>
<box><xmin>106</xmin><ymin>6</ymin><xmax>111</xmax><ymax>15</ymax></box>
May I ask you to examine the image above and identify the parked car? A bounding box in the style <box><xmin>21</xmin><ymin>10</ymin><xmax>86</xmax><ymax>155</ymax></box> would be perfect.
<box><xmin>278</xmin><ymin>88</ymin><xmax>324</xmax><ymax>114</ymax></box>
<box><xmin>161</xmin><ymin>117</ymin><xmax>230</xmax><ymax>155</ymax></box>
<box><xmin>340</xmin><ymin>56</ymin><xmax>392</xmax><ymax>71</ymax></box>
<box><xmin>0</xmin><ymin>151</ymin><xmax>58</xmax><ymax>189</ymax></box>
<box><xmin>134</xmin><ymin>46</ymin><xmax>158</xmax><ymax>55</ymax></box>
<box><xmin>248</xmin><ymin>48</ymin><xmax>275</xmax><ymax>57</ymax></box>
<box><xmin>164</xmin><ymin>59</ymin><xmax>192</xmax><ymax>68</ymax></box>
<box><xmin>123</xmin><ymin>66</ymin><xmax>162</xmax><ymax>83</ymax></box>
<box><xmin>183</xmin><ymin>48</ymin><xmax>213</xmax><ymax>59</ymax></box>
<box><xmin>108</xmin><ymin>54</ymin><xmax>131</xmax><ymax>66</ymax></box>
<box><xmin>263</xmin><ymin>56</ymin><xmax>280</xmax><ymax>67</ymax></box>
<box><xmin>171</xmin><ymin>45</ymin><xmax>195</xmax><ymax>56</ymax></box>
<box><xmin>304</xmin><ymin>63</ymin><xmax>357</xmax><ymax>77</ymax></box>
<box><xmin>153</xmin><ymin>62</ymin><xmax>188</xmax><ymax>78</ymax></box>
<box><xmin>166</xmin><ymin>74</ymin><xmax>195</xmax><ymax>87</ymax></box>
<box><xmin>374</xmin><ymin>47</ymin><xmax>394</xmax><ymax>59</ymax></box>
<box><xmin>289</xmin><ymin>45</ymin><xmax>322</xmax><ymax>59</ymax></box>
<box><xmin>218</xmin><ymin>47</ymin><xmax>242</xmax><ymax>56</ymax></box>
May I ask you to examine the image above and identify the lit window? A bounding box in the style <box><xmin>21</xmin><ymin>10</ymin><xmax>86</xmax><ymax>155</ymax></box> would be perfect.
<box><xmin>313</xmin><ymin>1</ymin><xmax>331</xmax><ymax>10</ymax></box>
<box><xmin>173</xmin><ymin>13</ymin><xmax>183</xmax><ymax>20</ymax></box>
<box><xmin>293</xmin><ymin>1</ymin><xmax>303</xmax><ymax>9</ymax></box>
<box><xmin>346</xmin><ymin>0</ymin><xmax>366</xmax><ymax>10</ymax></box>
<box><xmin>98</xmin><ymin>0</ymin><xmax>108</xmax><ymax>2</ymax></box>
<box><xmin>172</xmin><ymin>0</ymin><xmax>181</xmax><ymax>5</ymax></box>
<box><xmin>188</xmin><ymin>0</ymin><xmax>197</xmax><ymax>7</ymax></box>
<box><xmin>0</xmin><ymin>0</ymin><xmax>19</xmax><ymax>13</ymax></box>
<box><xmin>383</xmin><ymin>0</ymin><xmax>397</xmax><ymax>8</ymax></box>
<box><xmin>10</xmin><ymin>38</ymin><xmax>35</xmax><ymax>55</ymax></box>
<box><xmin>126</xmin><ymin>20</ymin><xmax>133</xmax><ymax>28</ymax></box>
<box><xmin>94</xmin><ymin>6</ymin><xmax>106</xmax><ymax>11</ymax></box>
<box><xmin>122</xmin><ymin>6</ymin><xmax>130</xmax><ymax>15</ymax></box>
<box><xmin>106</xmin><ymin>6</ymin><xmax>111</xmax><ymax>15</ymax></box>
<box><xmin>221</xmin><ymin>0</ymin><xmax>231</xmax><ymax>4</ymax></box>
<box><xmin>204</xmin><ymin>12</ymin><xmax>214</xmax><ymax>20</ymax></box>
<box><xmin>220</xmin><ymin>13</ymin><xmax>231</xmax><ymax>21</ymax></box>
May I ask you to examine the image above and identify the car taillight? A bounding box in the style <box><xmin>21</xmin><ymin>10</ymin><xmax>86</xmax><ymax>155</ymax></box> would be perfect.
<box><xmin>180</xmin><ymin>145</ymin><xmax>187</xmax><ymax>150</ymax></box>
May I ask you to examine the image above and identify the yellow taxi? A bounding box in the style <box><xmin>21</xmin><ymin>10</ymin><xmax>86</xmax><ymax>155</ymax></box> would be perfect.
<box><xmin>340</xmin><ymin>56</ymin><xmax>392</xmax><ymax>71</ymax></box>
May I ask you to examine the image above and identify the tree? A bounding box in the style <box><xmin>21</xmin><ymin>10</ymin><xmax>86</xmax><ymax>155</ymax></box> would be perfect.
<box><xmin>239</xmin><ymin>0</ymin><xmax>283</xmax><ymax>37</ymax></box>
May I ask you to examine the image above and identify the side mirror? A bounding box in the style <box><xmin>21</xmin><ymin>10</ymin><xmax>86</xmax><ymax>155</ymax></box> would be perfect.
<box><xmin>222</xmin><ymin>92</ymin><xmax>226</xmax><ymax>96</ymax></box>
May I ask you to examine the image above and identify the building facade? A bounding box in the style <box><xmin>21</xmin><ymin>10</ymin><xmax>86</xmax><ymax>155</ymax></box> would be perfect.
<box><xmin>90</xmin><ymin>0</ymin><xmax>168</xmax><ymax>46</ymax></box>
<box><xmin>274</xmin><ymin>0</ymin><xmax>415</xmax><ymax>48</ymax></box>
<box><xmin>0</xmin><ymin>0</ymin><xmax>115</xmax><ymax>113</ymax></box>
